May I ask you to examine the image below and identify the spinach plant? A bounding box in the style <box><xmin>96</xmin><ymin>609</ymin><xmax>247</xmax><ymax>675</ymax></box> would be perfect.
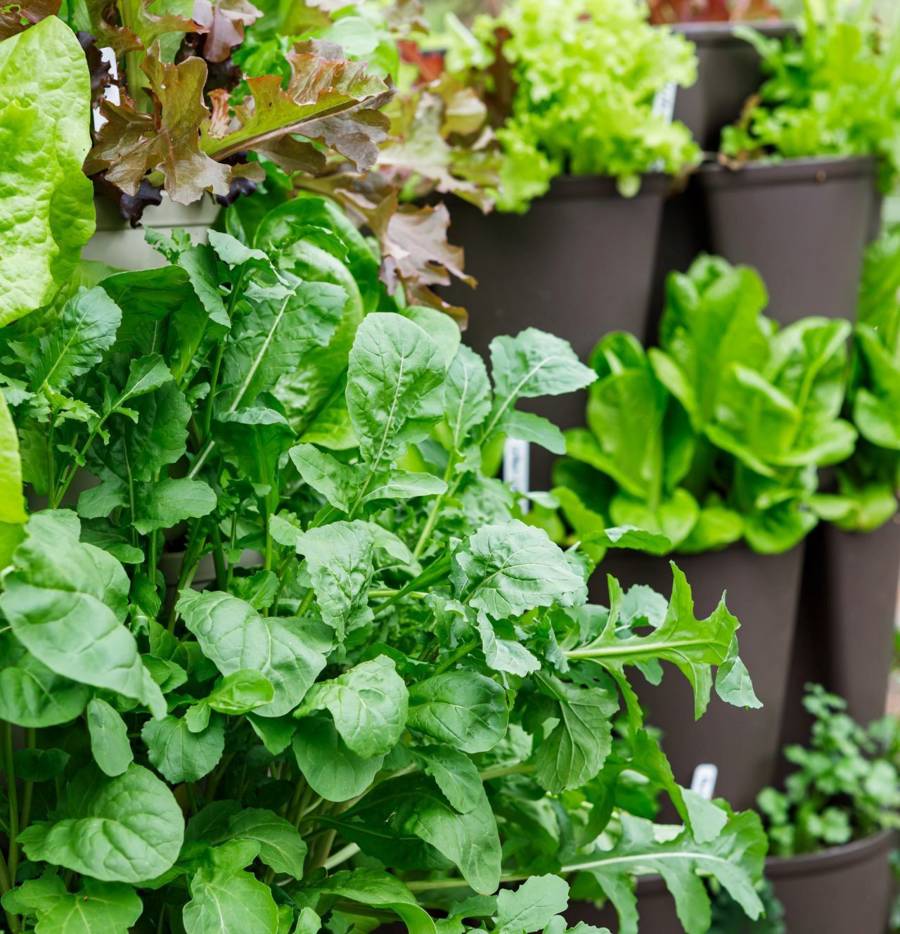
<box><xmin>813</xmin><ymin>226</ymin><xmax>900</xmax><ymax>532</ymax></box>
<box><xmin>1</xmin><ymin>197</ymin><xmax>766</xmax><ymax>933</ymax></box>
<box><xmin>721</xmin><ymin>0</ymin><xmax>900</xmax><ymax>188</ymax></box>
<box><xmin>758</xmin><ymin>685</ymin><xmax>900</xmax><ymax>857</ymax></box>
<box><xmin>556</xmin><ymin>256</ymin><xmax>856</xmax><ymax>555</ymax></box>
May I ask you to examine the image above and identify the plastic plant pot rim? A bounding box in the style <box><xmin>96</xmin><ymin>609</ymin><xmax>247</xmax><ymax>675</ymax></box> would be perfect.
<box><xmin>93</xmin><ymin>191</ymin><xmax>222</xmax><ymax>232</ymax></box>
<box><xmin>672</xmin><ymin>20</ymin><xmax>796</xmax><ymax>46</ymax></box>
<box><xmin>697</xmin><ymin>154</ymin><xmax>878</xmax><ymax>189</ymax></box>
<box><xmin>539</xmin><ymin>172</ymin><xmax>674</xmax><ymax>202</ymax></box>
<box><xmin>765</xmin><ymin>828</ymin><xmax>897</xmax><ymax>880</ymax></box>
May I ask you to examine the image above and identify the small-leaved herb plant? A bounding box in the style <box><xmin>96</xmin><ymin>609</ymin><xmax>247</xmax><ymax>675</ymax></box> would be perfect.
<box><xmin>555</xmin><ymin>255</ymin><xmax>856</xmax><ymax>556</ymax></box>
<box><xmin>0</xmin><ymin>195</ymin><xmax>767</xmax><ymax>933</ymax></box>
<box><xmin>721</xmin><ymin>0</ymin><xmax>900</xmax><ymax>188</ymax></box>
<box><xmin>758</xmin><ymin>685</ymin><xmax>900</xmax><ymax>857</ymax></box>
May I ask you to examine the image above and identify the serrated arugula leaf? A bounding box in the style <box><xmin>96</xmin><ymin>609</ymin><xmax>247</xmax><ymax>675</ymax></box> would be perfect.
<box><xmin>19</xmin><ymin>765</ymin><xmax>184</xmax><ymax>884</ymax></box>
<box><xmin>570</xmin><ymin>813</ymin><xmax>766</xmax><ymax>934</ymax></box>
<box><xmin>0</xmin><ymin>512</ymin><xmax>164</xmax><ymax>716</ymax></box>
<box><xmin>177</xmin><ymin>590</ymin><xmax>329</xmax><ymax>718</ymax></box>
<box><xmin>567</xmin><ymin>565</ymin><xmax>744</xmax><ymax>718</ymax></box>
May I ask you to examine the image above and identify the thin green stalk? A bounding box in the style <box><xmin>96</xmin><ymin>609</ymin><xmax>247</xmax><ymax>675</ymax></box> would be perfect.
<box><xmin>4</xmin><ymin>723</ymin><xmax>19</xmax><ymax>887</ymax></box>
<box><xmin>323</xmin><ymin>843</ymin><xmax>360</xmax><ymax>871</ymax></box>
<box><xmin>432</xmin><ymin>639</ymin><xmax>479</xmax><ymax>676</ymax></box>
<box><xmin>479</xmin><ymin>763</ymin><xmax>535</xmax><ymax>782</ymax></box>
<box><xmin>19</xmin><ymin>730</ymin><xmax>35</xmax><ymax>846</ymax></box>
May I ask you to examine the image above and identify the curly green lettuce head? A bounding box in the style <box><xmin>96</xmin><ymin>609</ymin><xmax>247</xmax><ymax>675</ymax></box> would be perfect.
<box><xmin>463</xmin><ymin>0</ymin><xmax>701</xmax><ymax>211</ymax></box>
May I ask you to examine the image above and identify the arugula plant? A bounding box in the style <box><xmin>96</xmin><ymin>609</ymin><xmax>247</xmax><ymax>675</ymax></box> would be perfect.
<box><xmin>813</xmin><ymin>226</ymin><xmax>900</xmax><ymax>532</ymax></box>
<box><xmin>721</xmin><ymin>0</ymin><xmax>900</xmax><ymax>188</ymax></box>
<box><xmin>0</xmin><ymin>196</ymin><xmax>767</xmax><ymax>933</ymax></box>
<box><xmin>758</xmin><ymin>685</ymin><xmax>900</xmax><ymax>857</ymax></box>
<box><xmin>423</xmin><ymin>0</ymin><xmax>701</xmax><ymax>211</ymax></box>
<box><xmin>556</xmin><ymin>255</ymin><xmax>856</xmax><ymax>555</ymax></box>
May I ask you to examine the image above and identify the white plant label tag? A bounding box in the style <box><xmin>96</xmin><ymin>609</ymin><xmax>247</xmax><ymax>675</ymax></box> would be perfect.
<box><xmin>503</xmin><ymin>439</ymin><xmax>530</xmax><ymax>511</ymax></box>
<box><xmin>652</xmin><ymin>81</ymin><xmax>678</xmax><ymax>123</ymax></box>
<box><xmin>690</xmin><ymin>763</ymin><xmax>718</xmax><ymax>800</ymax></box>
<box><xmin>92</xmin><ymin>48</ymin><xmax>122</xmax><ymax>132</ymax></box>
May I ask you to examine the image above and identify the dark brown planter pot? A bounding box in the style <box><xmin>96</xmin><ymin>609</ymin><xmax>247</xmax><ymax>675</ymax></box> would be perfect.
<box><xmin>818</xmin><ymin>517</ymin><xmax>900</xmax><ymax>725</ymax></box>
<box><xmin>698</xmin><ymin>156</ymin><xmax>880</xmax><ymax>324</ymax></box>
<box><xmin>767</xmin><ymin>831</ymin><xmax>896</xmax><ymax>934</ymax></box>
<box><xmin>567</xmin><ymin>830</ymin><xmax>895</xmax><ymax>934</ymax></box>
<box><xmin>673</xmin><ymin>22</ymin><xmax>796</xmax><ymax>152</ymax></box>
<box><xmin>780</xmin><ymin>514</ymin><xmax>900</xmax><ymax>762</ymax></box>
<box><xmin>445</xmin><ymin>175</ymin><xmax>670</xmax><ymax>491</ymax></box>
<box><xmin>597</xmin><ymin>543</ymin><xmax>805</xmax><ymax>811</ymax></box>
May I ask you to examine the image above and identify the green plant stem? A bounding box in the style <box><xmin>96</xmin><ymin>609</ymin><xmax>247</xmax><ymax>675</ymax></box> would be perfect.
<box><xmin>323</xmin><ymin>842</ymin><xmax>359</xmax><ymax>870</ymax></box>
<box><xmin>205</xmin><ymin>750</ymin><xmax>237</xmax><ymax>803</ymax></box>
<box><xmin>478</xmin><ymin>763</ymin><xmax>535</xmax><ymax>782</ymax></box>
<box><xmin>412</xmin><ymin>456</ymin><xmax>457</xmax><ymax>559</ymax></box>
<box><xmin>432</xmin><ymin>639</ymin><xmax>479</xmax><ymax>675</ymax></box>
<box><xmin>19</xmin><ymin>730</ymin><xmax>34</xmax><ymax>845</ymax></box>
<box><xmin>3</xmin><ymin>723</ymin><xmax>19</xmax><ymax>886</ymax></box>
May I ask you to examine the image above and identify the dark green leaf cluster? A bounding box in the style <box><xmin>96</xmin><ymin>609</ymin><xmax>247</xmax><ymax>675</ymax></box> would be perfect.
<box><xmin>555</xmin><ymin>255</ymin><xmax>857</xmax><ymax>556</ymax></box>
<box><xmin>757</xmin><ymin>685</ymin><xmax>900</xmax><ymax>857</ymax></box>
<box><xmin>0</xmin><ymin>197</ymin><xmax>766</xmax><ymax>934</ymax></box>
<box><xmin>813</xmin><ymin>225</ymin><xmax>900</xmax><ymax>532</ymax></box>
<box><xmin>721</xmin><ymin>2</ymin><xmax>900</xmax><ymax>188</ymax></box>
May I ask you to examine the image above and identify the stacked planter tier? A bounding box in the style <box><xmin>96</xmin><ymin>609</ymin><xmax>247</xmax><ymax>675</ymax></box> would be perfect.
<box><xmin>82</xmin><ymin>194</ymin><xmax>221</xmax><ymax>270</ymax></box>
<box><xmin>672</xmin><ymin>21</ymin><xmax>797</xmax><ymax>152</ymax></box>
<box><xmin>697</xmin><ymin>156</ymin><xmax>881</xmax><ymax>323</ymax></box>
<box><xmin>447</xmin><ymin>175</ymin><xmax>669</xmax><ymax>491</ymax></box>
<box><xmin>597</xmin><ymin>545</ymin><xmax>805</xmax><ymax>811</ymax></box>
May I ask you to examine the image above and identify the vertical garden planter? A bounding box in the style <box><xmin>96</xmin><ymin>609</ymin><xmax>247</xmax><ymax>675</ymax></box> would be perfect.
<box><xmin>818</xmin><ymin>517</ymin><xmax>900</xmax><ymax>724</ymax></box>
<box><xmin>697</xmin><ymin>157</ymin><xmax>880</xmax><ymax>323</ymax></box>
<box><xmin>448</xmin><ymin>175</ymin><xmax>670</xmax><ymax>490</ymax></box>
<box><xmin>781</xmin><ymin>516</ymin><xmax>900</xmax><ymax>757</ymax></box>
<box><xmin>766</xmin><ymin>831</ymin><xmax>895</xmax><ymax>934</ymax></box>
<box><xmin>673</xmin><ymin>22</ymin><xmax>796</xmax><ymax>152</ymax></box>
<box><xmin>598</xmin><ymin>544</ymin><xmax>805</xmax><ymax>810</ymax></box>
<box><xmin>82</xmin><ymin>194</ymin><xmax>221</xmax><ymax>270</ymax></box>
